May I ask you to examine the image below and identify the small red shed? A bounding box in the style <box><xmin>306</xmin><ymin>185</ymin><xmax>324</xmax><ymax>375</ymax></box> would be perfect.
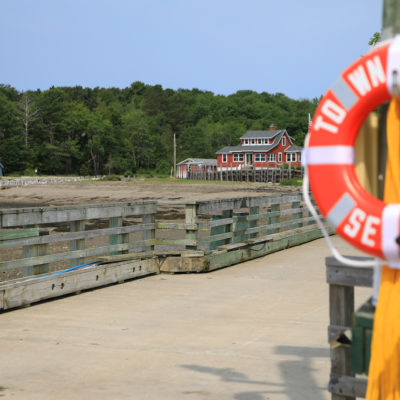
<box><xmin>176</xmin><ymin>158</ymin><xmax>218</xmax><ymax>179</ymax></box>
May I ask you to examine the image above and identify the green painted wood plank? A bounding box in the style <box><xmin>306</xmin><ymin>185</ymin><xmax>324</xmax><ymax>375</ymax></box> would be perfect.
<box><xmin>98</xmin><ymin>250</ymin><xmax>205</xmax><ymax>263</ymax></box>
<box><xmin>153</xmin><ymin>238</ymin><xmax>197</xmax><ymax>246</ymax></box>
<box><xmin>365</xmin><ymin>329</ymin><xmax>372</xmax><ymax>374</ymax></box>
<box><xmin>0</xmin><ymin>223</ymin><xmax>155</xmax><ymax>249</ymax></box>
<box><xmin>196</xmin><ymin>194</ymin><xmax>303</xmax><ymax>213</ymax></box>
<box><xmin>0</xmin><ymin>228</ymin><xmax>39</xmax><ymax>241</ymax></box>
<box><xmin>0</xmin><ymin>202</ymin><xmax>157</xmax><ymax>228</ymax></box>
<box><xmin>351</xmin><ymin>327</ymin><xmax>364</xmax><ymax>374</ymax></box>
<box><xmin>199</xmin><ymin>232</ymin><xmax>233</xmax><ymax>244</ymax></box>
<box><xmin>206</xmin><ymin>227</ymin><xmax>326</xmax><ymax>272</ymax></box>
<box><xmin>246</xmin><ymin>212</ymin><xmax>272</xmax><ymax>221</ymax></box>
<box><xmin>354</xmin><ymin>311</ymin><xmax>374</xmax><ymax>330</ymax></box>
<box><xmin>156</xmin><ymin>222</ymin><xmax>197</xmax><ymax>230</ymax></box>
<box><xmin>198</xmin><ymin>218</ymin><xmax>234</xmax><ymax>229</ymax></box>
<box><xmin>0</xmin><ymin>240</ymin><xmax>154</xmax><ymax>271</ymax></box>
<box><xmin>162</xmin><ymin>226</ymin><xmax>326</xmax><ymax>273</ymax></box>
<box><xmin>246</xmin><ymin>217</ymin><xmax>316</xmax><ymax>236</ymax></box>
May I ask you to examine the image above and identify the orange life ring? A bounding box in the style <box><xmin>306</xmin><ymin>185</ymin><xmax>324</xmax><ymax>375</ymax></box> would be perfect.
<box><xmin>306</xmin><ymin>37</ymin><xmax>400</xmax><ymax>263</ymax></box>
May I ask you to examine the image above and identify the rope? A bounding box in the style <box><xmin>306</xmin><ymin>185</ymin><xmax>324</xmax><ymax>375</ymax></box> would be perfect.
<box><xmin>301</xmin><ymin>134</ymin><xmax>382</xmax><ymax>305</ymax></box>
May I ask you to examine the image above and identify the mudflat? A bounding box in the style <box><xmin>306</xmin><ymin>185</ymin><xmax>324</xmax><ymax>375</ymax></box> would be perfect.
<box><xmin>0</xmin><ymin>180</ymin><xmax>301</xmax><ymax>208</ymax></box>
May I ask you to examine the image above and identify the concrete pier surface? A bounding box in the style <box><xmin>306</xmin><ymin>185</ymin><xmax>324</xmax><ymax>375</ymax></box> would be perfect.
<box><xmin>0</xmin><ymin>236</ymin><xmax>370</xmax><ymax>400</ymax></box>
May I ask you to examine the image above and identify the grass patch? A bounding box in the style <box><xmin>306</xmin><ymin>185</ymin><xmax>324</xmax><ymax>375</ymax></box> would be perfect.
<box><xmin>280</xmin><ymin>179</ymin><xmax>302</xmax><ymax>187</ymax></box>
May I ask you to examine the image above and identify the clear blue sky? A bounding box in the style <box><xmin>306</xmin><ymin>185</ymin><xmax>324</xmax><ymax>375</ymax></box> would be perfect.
<box><xmin>0</xmin><ymin>0</ymin><xmax>381</xmax><ymax>100</ymax></box>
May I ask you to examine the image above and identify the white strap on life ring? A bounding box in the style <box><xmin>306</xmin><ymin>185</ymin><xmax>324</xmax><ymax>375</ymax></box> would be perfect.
<box><xmin>302</xmin><ymin>145</ymin><xmax>354</xmax><ymax>166</ymax></box>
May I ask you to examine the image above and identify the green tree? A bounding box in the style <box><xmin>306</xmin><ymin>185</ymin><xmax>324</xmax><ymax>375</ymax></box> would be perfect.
<box><xmin>369</xmin><ymin>32</ymin><xmax>381</xmax><ymax>47</ymax></box>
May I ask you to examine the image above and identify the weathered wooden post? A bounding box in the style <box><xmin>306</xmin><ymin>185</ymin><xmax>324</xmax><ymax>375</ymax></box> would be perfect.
<box><xmin>142</xmin><ymin>213</ymin><xmax>155</xmax><ymax>252</ymax></box>
<box><xmin>291</xmin><ymin>200</ymin><xmax>302</xmax><ymax>229</ymax></box>
<box><xmin>232</xmin><ymin>212</ymin><xmax>249</xmax><ymax>243</ymax></box>
<box><xmin>22</xmin><ymin>229</ymin><xmax>49</xmax><ymax>276</ymax></box>
<box><xmin>109</xmin><ymin>216</ymin><xmax>129</xmax><ymax>255</ymax></box>
<box><xmin>185</xmin><ymin>203</ymin><xmax>198</xmax><ymax>250</ymax></box>
<box><xmin>249</xmin><ymin>206</ymin><xmax>259</xmax><ymax>239</ymax></box>
<box><xmin>268</xmin><ymin>202</ymin><xmax>280</xmax><ymax>234</ymax></box>
<box><xmin>222</xmin><ymin>208</ymin><xmax>233</xmax><ymax>245</ymax></box>
<box><xmin>330</xmin><ymin>283</ymin><xmax>355</xmax><ymax>400</ymax></box>
<box><xmin>70</xmin><ymin>220</ymin><xmax>85</xmax><ymax>266</ymax></box>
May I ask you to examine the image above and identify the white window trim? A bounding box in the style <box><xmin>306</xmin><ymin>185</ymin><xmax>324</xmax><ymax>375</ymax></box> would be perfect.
<box><xmin>244</xmin><ymin>139</ymin><xmax>249</xmax><ymax>145</ymax></box>
<box><xmin>251</xmin><ymin>139</ymin><xmax>256</xmax><ymax>144</ymax></box>
<box><xmin>282</xmin><ymin>136</ymin><xmax>286</xmax><ymax>146</ymax></box>
<box><xmin>255</xmin><ymin>153</ymin><xmax>266</xmax><ymax>162</ymax></box>
<box><xmin>286</xmin><ymin>153</ymin><xmax>297</xmax><ymax>162</ymax></box>
<box><xmin>233</xmin><ymin>153</ymin><xmax>244</xmax><ymax>162</ymax></box>
<box><xmin>257</xmin><ymin>138</ymin><xmax>262</xmax><ymax>144</ymax></box>
<box><xmin>278</xmin><ymin>152</ymin><xmax>282</xmax><ymax>163</ymax></box>
<box><xmin>222</xmin><ymin>154</ymin><xmax>227</xmax><ymax>163</ymax></box>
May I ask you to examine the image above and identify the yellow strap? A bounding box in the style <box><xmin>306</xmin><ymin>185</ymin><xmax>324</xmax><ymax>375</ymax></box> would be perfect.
<box><xmin>367</xmin><ymin>98</ymin><xmax>400</xmax><ymax>400</ymax></box>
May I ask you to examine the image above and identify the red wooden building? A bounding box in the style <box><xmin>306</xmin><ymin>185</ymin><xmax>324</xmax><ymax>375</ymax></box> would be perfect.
<box><xmin>216</xmin><ymin>126</ymin><xmax>302</xmax><ymax>170</ymax></box>
<box><xmin>176</xmin><ymin>158</ymin><xmax>217</xmax><ymax>178</ymax></box>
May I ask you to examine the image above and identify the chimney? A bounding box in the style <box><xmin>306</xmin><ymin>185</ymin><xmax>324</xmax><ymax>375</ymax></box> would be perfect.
<box><xmin>269</xmin><ymin>124</ymin><xmax>275</xmax><ymax>131</ymax></box>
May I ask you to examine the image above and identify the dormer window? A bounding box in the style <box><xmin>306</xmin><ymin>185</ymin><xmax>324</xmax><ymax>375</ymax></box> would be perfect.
<box><xmin>257</xmin><ymin>139</ymin><xmax>262</xmax><ymax>144</ymax></box>
<box><xmin>251</xmin><ymin>139</ymin><xmax>255</xmax><ymax>145</ymax></box>
<box><xmin>265</xmin><ymin>139</ymin><xmax>270</xmax><ymax>145</ymax></box>
<box><xmin>244</xmin><ymin>139</ymin><xmax>249</xmax><ymax>145</ymax></box>
<box><xmin>282</xmin><ymin>136</ymin><xmax>286</xmax><ymax>146</ymax></box>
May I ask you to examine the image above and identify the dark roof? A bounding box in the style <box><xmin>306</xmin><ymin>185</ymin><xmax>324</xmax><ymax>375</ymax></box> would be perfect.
<box><xmin>216</xmin><ymin>129</ymin><xmax>302</xmax><ymax>155</ymax></box>
<box><xmin>285</xmin><ymin>145</ymin><xmax>303</xmax><ymax>152</ymax></box>
<box><xmin>216</xmin><ymin>145</ymin><xmax>275</xmax><ymax>154</ymax></box>
<box><xmin>217</xmin><ymin>130</ymin><xmax>297</xmax><ymax>154</ymax></box>
<box><xmin>176</xmin><ymin>158</ymin><xmax>217</xmax><ymax>166</ymax></box>
<box><xmin>240</xmin><ymin>130</ymin><xmax>284</xmax><ymax>139</ymax></box>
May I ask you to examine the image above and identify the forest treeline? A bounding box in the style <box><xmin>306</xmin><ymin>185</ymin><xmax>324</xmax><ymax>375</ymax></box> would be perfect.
<box><xmin>0</xmin><ymin>82</ymin><xmax>319</xmax><ymax>176</ymax></box>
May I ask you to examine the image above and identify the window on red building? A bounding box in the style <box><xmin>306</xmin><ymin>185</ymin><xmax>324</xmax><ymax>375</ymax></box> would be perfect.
<box><xmin>268</xmin><ymin>153</ymin><xmax>276</xmax><ymax>162</ymax></box>
<box><xmin>233</xmin><ymin>153</ymin><xmax>244</xmax><ymax>162</ymax></box>
<box><xmin>222</xmin><ymin>154</ymin><xmax>227</xmax><ymax>162</ymax></box>
<box><xmin>255</xmin><ymin>153</ymin><xmax>266</xmax><ymax>162</ymax></box>
<box><xmin>286</xmin><ymin>153</ymin><xmax>297</xmax><ymax>162</ymax></box>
